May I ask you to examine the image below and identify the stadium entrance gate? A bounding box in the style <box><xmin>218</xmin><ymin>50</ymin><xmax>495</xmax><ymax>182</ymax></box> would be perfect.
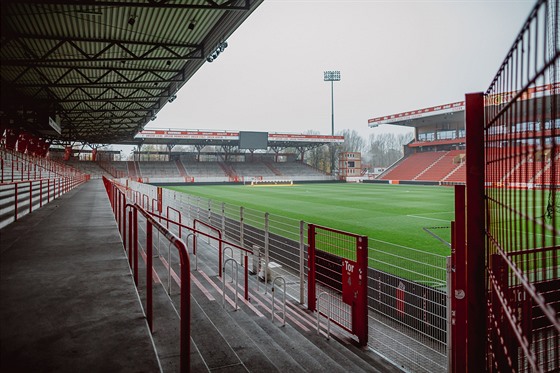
<box><xmin>307</xmin><ymin>224</ymin><xmax>368</xmax><ymax>346</ymax></box>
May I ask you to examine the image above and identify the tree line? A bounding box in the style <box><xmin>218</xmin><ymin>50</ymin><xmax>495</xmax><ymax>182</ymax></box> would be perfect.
<box><xmin>304</xmin><ymin>129</ymin><xmax>413</xmax><ymax>173</ymax></box>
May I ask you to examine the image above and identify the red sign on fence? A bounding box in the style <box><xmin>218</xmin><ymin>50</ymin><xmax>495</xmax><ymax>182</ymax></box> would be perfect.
<box><xmin>308</xmin><ymin>224</ymin><xmax>368</xmax><ymax>346</ymax></box>
<box><xmin>342</xmin><ymin>259</ymin><xmax>358</xmax><ymax>305</ymax></box>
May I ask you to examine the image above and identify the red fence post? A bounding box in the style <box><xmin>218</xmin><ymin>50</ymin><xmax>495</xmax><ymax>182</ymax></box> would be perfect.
<box><xmin>14</xmin><ymin>183</ymin><xmax>18</xmax><ymax>221</ymax></box>
<box><xmin>244</xmin><ymin>254</ymin><xmax>249</xmax><ymax>301</ymax></box>
<box><xmin>465</xmin><ymin>92</ymin><xmax>486</xmax><ymax>372</ymax></box>
<box><xmin>122</xmin><ymin>195</ymin><xmax>127</xmax><ymax>250</ymax></box>
<box><xmin>128</xmin><ymin>210</ymin><xmax>133</xmax><ymax>268</ymax></box>
<box><xmin>157</xmin><ymin>187</ymin><xmax>162</xmax><ymax>214</ymax></box>
<box><xmin>133</xmin><ymin>208</ymin><xmax>139</xmax><ymax>286</ymax></box>
<box><xmin>121</xmin><ymin>193</ymin><xmax>126</xmax><ymax>238</ymax></box>
<box><xmin>307</xmin><ymin>224</ymin><xmax>316</xmax><ymax>311</ymax></box>
<box><xmin>146</xmin><ymin>220</ymin><xmax>153</xmax><ymax>332</ymax></box>
<box><xmin>29</xmin><ymin>181</ymin><xmax>32</xmax><ymax>213</ymax></box>
<box><xmin>178</xmin><ymin>241</ymin><xmax>191</xmax><ymax>373</ymax></box>
<box><xmin>355</xmin><ymin>235</ymin><xmax>368</xmax><ymax>347</ymax></box>
<box><xmin>452</xmin><ymin>185</ymin><xmax>467</xmax><ymax>372</ymax></box>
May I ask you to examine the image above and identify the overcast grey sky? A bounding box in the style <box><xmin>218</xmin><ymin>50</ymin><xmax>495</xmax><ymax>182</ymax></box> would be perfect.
<box><xmin>145</xmin><ymin>0</ymin><xmax>534</xmax><ymax>147</ymax></box>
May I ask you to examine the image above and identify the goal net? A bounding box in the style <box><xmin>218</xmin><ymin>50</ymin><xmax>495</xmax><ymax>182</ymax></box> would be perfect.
<box><xmin>249</xmin><ymin>179</ymin><xmax>293</xmax><ymax>186</ymax></box>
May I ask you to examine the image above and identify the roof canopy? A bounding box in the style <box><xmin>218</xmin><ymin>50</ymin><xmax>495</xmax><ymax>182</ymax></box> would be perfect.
<box><xmin>1</xmin><ymin>0</ymin><xmax>263</xmax><ymax>144</ymax></box>
<box><xmin>368</xmin><ymin>84</ymin><xmax>559</xmax><ymax>129</ymax></box>
<box><xmin>130</xmin><ymin>129</ymin><xmax>345</xmax><ymax>148</ymax></box>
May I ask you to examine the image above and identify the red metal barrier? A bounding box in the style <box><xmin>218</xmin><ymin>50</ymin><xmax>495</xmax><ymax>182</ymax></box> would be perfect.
<box><xmin>167</xmin><ymin>206</ymin><xmax>182</xmax><ymax>238</ymax></box>
<box><xmin>193</xmin><ymin>219</ymin><xmax>224</xmax><ymax>276</ymax></box>
<box><xmin>2</xmin><ymin>177</ymin><xmax>86</xmax><ymax>225</ymax></box>
<box><xmin>471</xmin><ymin>2</ymin><xmax>559</xmax><ymax>371</ymax></box>
<box><xmin>451</xmin><ymin>185</ymin><xmax>467</xmax><ymax>371</ymax></box>
<box><xmin>308</xmin><ymin>223</ymin><xmax>368</xmax><ymax>346</ymax></box>
<box><xmin>104</xmin><ymin>178</ymin><xmax>191</xmax><ymax>372</ymax></box>
<box><xmin>144</xmin><ymin>210</ymin><xmax>251</xmax><ymax>301</ymax></box>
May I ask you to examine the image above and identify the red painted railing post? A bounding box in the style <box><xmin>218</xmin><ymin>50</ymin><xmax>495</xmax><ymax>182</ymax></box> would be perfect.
<box><xmin>452</xmin><ymin>185</ymin><xmax>467</xmax><ymax>371</ymax></box>
<box><xmin>146</xmin><ymin>220</ymin><xmax>153</xmax><ymax>332</ymax></box>
<box><xmin>128</xmin><ymin>210</ymin><xmax>133</xmax><ymax>266</ymax></box>
<box><xmin>29</xmin><ymin>181</ymin><xmax>32</xmax><ymax>213</ymax></box>
<box><xmin>465</xmin><ymin>92</ymin><xmax>486</xmax><ymax>372</ymax></box>
<box><xmin>122</xmin><ymin>195</ymin><xmax>127</xmax><ymax>250</ymax></box>
<box><xmin>307</xmin><ymin>224</ymin><xmax>316</xmax><ymax>311</ymax></box>
<box><xmin>244</xmin><ymin>254</ymin><xmax>249</xmax><ymax>301</ymax></box>
<box><xmin>355</xmin><ymin>235</ymin><xmax>368</xmax><ymax>347</ymax></box>
<box><xmin>179</xmin><ymin>241</ymin><xmax>191</xmax><ymax>373</ymax></box>
<box><xmin>134</xmin><ymin>208</ymin><xmax>139</xmax><ymax>286</ymax></box>
<box><xmin>121</xmin><ymin>193</ymin><xmax>126</xmax><ymax>237</ymax></box>
<box><xmin>14</xmin><ymin>183</ymin><xmax>18</xmax><ymax>221</ymax></box>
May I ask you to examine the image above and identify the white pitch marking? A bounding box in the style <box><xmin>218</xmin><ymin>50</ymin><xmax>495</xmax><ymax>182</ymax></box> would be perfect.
<box><xmin>406</xmin><ymin>215</ymin><xmax>450</xmax><ymax>222</ymax></box>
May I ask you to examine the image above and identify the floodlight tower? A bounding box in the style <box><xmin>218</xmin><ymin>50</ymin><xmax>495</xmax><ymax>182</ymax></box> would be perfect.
<box><xmin>324</xmin><ymin>70</ymin><xmax>340</xmax><ymax>175</ymax></box>
<box><xmin>324</xmin><ymin>70</ymin><xmax>340</xmax><ymax>136</ymax></box>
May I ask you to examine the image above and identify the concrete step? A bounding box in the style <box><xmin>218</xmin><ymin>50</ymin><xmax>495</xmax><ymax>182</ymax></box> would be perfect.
<box><xmin>190</xmin><ymin>269</ymin><xmax>305</xmax><ymax>372</ymax></box>
<box><xmin>192</xmin><ymin>268</ymin><xmax>391</xmax><ymax>373</ymax></box>
<box><xmin>135</xmin><ymin>229</ymin><xmax>399</xmax><ymax>372</ymax></box>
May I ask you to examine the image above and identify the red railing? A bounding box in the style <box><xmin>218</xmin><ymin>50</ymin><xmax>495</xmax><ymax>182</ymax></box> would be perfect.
<box><xmin>104</xmin><ymin>177</ymin><xmax>191</xmax><ymax>373</ymax></box>
<box><xmin>166</xmin><ymin>206</ymin><xmax>182</xmax><ymax>238</ymax></box>
<box><xmin>463</xmin><ymin>1</ymin><xmax>560</xmax><ymax>371</ymax></box>
<box><xmin>0</xmin><ymin>176</ymin><xmax>88</xmax><ymax>228</ymax></box>
<box><xmin>157</xmin><ymin>214</ymin><xmax>251</xmax><ymax>301</ymax></box>
<box><xmin>193</xmin><ymin>219</ymin><xmax>223</xmax><ymax>276</ymax></box>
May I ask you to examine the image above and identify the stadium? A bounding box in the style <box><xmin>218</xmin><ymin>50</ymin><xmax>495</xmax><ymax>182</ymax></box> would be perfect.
<box><xmin>1</xmin><ymin>1</ymin><xmax>558</xmax><ymax>373</ymax></box>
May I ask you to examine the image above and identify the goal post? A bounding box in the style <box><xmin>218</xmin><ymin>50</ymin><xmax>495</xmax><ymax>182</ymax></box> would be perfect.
<box><xmin>249</xmin><ymin>179</ymin><xmax>293</xmax><ymax>186</ymax></box>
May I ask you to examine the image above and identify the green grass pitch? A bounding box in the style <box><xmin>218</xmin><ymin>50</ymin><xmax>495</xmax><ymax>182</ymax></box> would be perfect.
<box><xmin>166</xmin><ymin>183</ymin><xmax>455</xmax><ymax>257</ymax></box>
<box><xmin>164</xmin><ymin>183</ymin><xmax>556</xmax><ymax>284</ymax></box>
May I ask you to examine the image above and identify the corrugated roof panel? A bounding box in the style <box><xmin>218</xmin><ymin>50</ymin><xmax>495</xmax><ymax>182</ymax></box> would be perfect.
<box><xmin>1</xmin><ymin>0</ymin><xmax>264</xmax><ymax>143</ymax></box>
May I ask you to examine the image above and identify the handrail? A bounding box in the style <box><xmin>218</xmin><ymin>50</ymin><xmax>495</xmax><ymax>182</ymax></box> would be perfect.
<box><xmin>166</xmin><ymin>206</ymin><xmax>182</xmax><ymax>238</ymax></box>
<box><xmin>317</xmin><ymin>292</ymin><xmax>332</xmax><ymax>340</ymax></box>
<box><xmin>142</xmin><ymin>212</ymin><xmax>252</xmax><ymax>255</ymax></box>
<box><xmin>193</xmin><ymin>219</ymin><xmax>223</xmax><ymax>276</ymax></box>
<box><xmin>222</xmin><ymin>246</ymin><xmax>234</xmax><ymax>277</ymax></box>
<box><xmin>0</xmin><ymin>176</ymin><xmax>87</xmax><ymax>228</ymax></box>
<box><xmin>104</xmin><ymin>177</ymin><xmax>191</xmax><ymax>373</ymax></box>
<box><xmin>182</xmin><ymin>233</ymin><xmax>195</xmax><ymax>271</ymax></box>
<box><xmin>222</xmin><ymin>258</ymin><xmax>239</xmax><ymax>311</ymax></box>
<box><xmin>142</xmin><ymin>193</ymin><xmax>149</xmax><ymax>210</ymax></box>
<box><xmin>142</xmin><ymin>212</ymin><xmax>251</xmax><ymax>300</ymax></box>
<box><xmin>271</xmin><ymin>276</ymin><xmax>287</xmax><ymax>326</ymax></box>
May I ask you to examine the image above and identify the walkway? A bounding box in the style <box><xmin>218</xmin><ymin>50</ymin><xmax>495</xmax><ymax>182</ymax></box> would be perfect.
<box><xmin>0</xmin><ymin>180</ymin><xmax>159</xmax><ymax>372</ymax></box>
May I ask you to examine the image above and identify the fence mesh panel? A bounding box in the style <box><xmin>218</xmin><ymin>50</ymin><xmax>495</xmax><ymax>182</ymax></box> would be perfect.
<box><xmin>484</xmin><ymin>1</ymin><xmax>559</xmax><ymax>371</ymax></box>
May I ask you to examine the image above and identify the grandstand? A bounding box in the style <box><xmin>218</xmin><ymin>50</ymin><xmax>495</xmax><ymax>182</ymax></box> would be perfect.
<box><xmin>370</xmin><ymin>86</ymin><xmax>559</xmax><ymax>187</ymax></box>
<box><xmin>1</xmin><ymin>1</ymin><xmax>558</xmax><ymax>373</ymax></box>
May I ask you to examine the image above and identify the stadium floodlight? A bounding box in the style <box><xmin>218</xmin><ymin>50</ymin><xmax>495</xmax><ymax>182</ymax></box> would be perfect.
<box><xmin>206</xmin><ymin>41</ymin><xmax>228</xmax><ymax>63</ymax></box>
<box><xmin>324</xmin><ymin>71</ymin><xmax>341</xmax><ymax>82</ymax></box>
<box><xmin>324</xmin><ymin>70</ymin><xmax>340</xmax><ymax>175</ymax></box>
<box><xmin>324</xmin><ymin>70</ymin><xmax>341</xmax><ymax>136</ymax></box>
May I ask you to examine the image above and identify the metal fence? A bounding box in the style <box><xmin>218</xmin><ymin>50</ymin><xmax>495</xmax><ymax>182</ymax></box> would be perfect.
<box><xmin>126</xmin><ymin>179</ymin><xmax>450</xmax><ymax>372</ymax></box>
<box><xmin>471</xmin><ymin>0</ymin><xmax>559</xmax><ymax>371</ymax></box>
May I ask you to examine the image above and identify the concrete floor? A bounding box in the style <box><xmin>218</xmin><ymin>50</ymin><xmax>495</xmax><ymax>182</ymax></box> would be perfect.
<box><xmin>0</xmin><ymin>180</ymin><xmax>160</xmax><ymax>372</ymax></box>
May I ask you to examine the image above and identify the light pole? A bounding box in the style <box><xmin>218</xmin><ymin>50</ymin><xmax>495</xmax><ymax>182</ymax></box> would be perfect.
<box><xmin>324</xmin><ymin>70</ymin><xmax>340</xmax><ymax>174</ymax></box>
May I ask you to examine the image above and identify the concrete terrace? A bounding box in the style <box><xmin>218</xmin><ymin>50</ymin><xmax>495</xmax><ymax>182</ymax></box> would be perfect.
<box><xmin>0</xmin><ymin>179</ymin><xmax>400</xmax><ymax>373</ymax></box>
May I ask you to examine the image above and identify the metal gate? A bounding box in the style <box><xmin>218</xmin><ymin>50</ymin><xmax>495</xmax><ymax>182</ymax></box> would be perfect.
<box><xmin>461</xmin><ymin>1</ymin><xmax>560</xmax><ymax>371</ymax></box>
<box><xmin>307</xmin><ymin>224</ymin><xmax>368</xmax><ymax>346</ymax></box>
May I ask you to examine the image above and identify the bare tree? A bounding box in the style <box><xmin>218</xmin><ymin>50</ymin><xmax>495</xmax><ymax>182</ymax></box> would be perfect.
<box><xmin>337</xmin><ymin>129</ymin><xmax>365</xmax><ymax>153</ymax></box>
<box><xmin>367</xmin><ymin>132</ymin><xmax>413</xmax><ymax>167</ymax></box>
<box><xmin>303</xmin><ymin>130</ymin><xmax>330</xmax><ymax>172</ymax></box>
